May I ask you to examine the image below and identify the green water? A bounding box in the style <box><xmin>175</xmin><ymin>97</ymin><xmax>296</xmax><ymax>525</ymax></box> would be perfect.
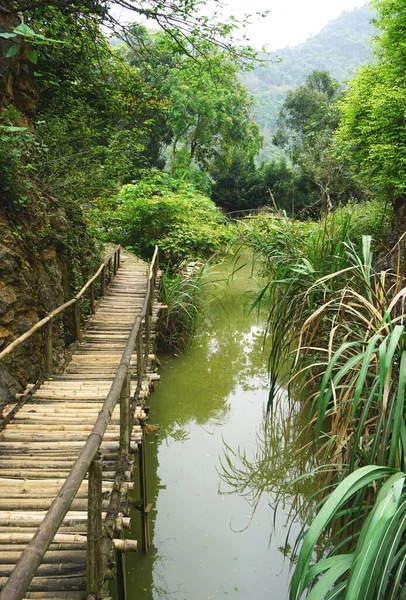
<box><xmin>124</xmin><ymin>258</ymin><xmax>310</xmax><ymax>600</ymax></box>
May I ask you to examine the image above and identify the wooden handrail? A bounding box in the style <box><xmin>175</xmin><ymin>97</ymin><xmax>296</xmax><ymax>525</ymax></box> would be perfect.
<box><xmin>0</xmin><ymin>246</ymin><xmax>120</xmax><ymax>361</ymax></box>
<box><xmin>0</xmin><ymin>246</ymin><xmax>159</xmax><ymax>600</ymax></box>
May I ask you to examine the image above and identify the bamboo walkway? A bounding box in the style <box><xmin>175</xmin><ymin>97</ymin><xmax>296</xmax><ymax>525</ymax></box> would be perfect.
<box><xmin>0</xmin><ymin>250</ymin><xmax>160</xmax><ymax>599</ymax></box>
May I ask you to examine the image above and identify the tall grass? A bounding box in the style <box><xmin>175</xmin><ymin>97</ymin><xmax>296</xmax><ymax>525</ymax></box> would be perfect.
<box><xmin>157</xmin><ymin>261</ymin><xmax>225</xmax><ymax>353</ymax></box>
<box><xmin>157</xmin><ymin>271</ymin><xmax>202</xmax><ymax>353</ymax></box>
<box><xmin>238</xmin><ymin>200</ymin><xmax>406</xmax><ymax>599</ymax></box>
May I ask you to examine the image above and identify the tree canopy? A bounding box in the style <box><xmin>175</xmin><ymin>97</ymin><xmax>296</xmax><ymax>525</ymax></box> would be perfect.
<box><xmin>337</xmin><ymin>0</ymin><xmax>406</xmax><ymax>203</ymax></box>
<box><xmin>274</xmin><ymin>71</ymin><xmax>360</xmax><ymax>213</ymax></box>
<box><xmin>2</xmin><ymin>0</ymin><xmax>261</xmax><ymax>64</ymax></box>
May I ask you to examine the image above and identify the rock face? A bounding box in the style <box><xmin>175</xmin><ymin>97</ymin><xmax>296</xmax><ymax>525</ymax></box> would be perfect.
<box><xmin>0</xmin><ymin>12</ymin><xmax>99</xmax><ymax>406</ymax></box>
<box><xmin>0</xmin><ymin>205</ymin><xmax>69</xmax><ymax>403</ymax></box>
<box><xmin>0</xmin><ymin>198</ymin><xmax>101</xmax><ymax>405</ymax></box>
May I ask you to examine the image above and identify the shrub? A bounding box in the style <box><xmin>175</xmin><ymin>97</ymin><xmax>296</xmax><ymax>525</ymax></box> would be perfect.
<box><xmin>92</xmin><ymin>171</ymin><xmax>232</xmax><ymax>267</ymax></box>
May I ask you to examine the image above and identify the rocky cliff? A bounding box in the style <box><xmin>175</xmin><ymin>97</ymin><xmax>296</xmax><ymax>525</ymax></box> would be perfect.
<box><xmin>0</xmin><ymin>11</ymin><xmax>99</xmax><ymax>405</ymax></box>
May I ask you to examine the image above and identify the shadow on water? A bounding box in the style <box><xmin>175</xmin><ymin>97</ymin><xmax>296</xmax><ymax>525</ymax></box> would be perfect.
<box><xmin>121</xmin><ymin>254</ymin><xmax>313</xmax><ymax>600</ymax></box>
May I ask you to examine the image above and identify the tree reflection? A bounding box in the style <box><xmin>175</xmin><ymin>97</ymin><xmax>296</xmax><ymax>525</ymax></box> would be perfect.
<box><xmin>219</xmin><ymin>387</ymin><xmax>315</xmax><ymax>527</ymax></box>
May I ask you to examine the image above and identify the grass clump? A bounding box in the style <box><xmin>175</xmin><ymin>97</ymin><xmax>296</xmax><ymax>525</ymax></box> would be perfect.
<box><xmin>239</xmin><ymin>200</ymin><xmax>406</xmax><ymax>599</ymax></box>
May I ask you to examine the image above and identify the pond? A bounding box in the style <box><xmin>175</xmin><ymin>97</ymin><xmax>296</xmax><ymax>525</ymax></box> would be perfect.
<box><xmin>124</xmin><ymin>256</ymin><xmax>311</xmax><ymax>600</ymax></box>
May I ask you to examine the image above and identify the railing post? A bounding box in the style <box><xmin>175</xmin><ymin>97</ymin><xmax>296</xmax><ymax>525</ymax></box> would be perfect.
<box><xmin>87</xmin><ymin>453</ymin><xmax>103</xmax><ymax>597</ymax></box>
<box><xmin>138</xmin><ymin>438</ymin><xmax>150</xmax><ymax>552</ymax></box>
<box><xmin>144</xmin><ymin>311</ymin><xmax>151</xmax><ymax>366</ymax></box>
<box><xmin>117</xmin><ymin>247</ymin><xmax>121</xmax><ymax>268</ymax></box>
<box><xmin>90</xmin><ymin>282</ymin><xmax>95</xmax><ymax>314</ymax></box>
<box><xmin>136</xmin><ymin>325</ymin><xmax>144</xmax><ymax>380</ymax></box>
<box><xmin>113</xmin><ymin>251</ymin><xmax>118</xmax><ymax>276</ymax></box>
<box><xmin>116</xmin><ymin>548</ymin><xmax>126</xmax><ymax>600</ymax></box>
<box><xmin>108</xmin><ymin>258</ymin><xmax>112</xmax><ymax>283</ymax></box>
<box><xmin>100</xmin><ymin>266</ymin><xmax>106</xmax><ymax>297</ymax></box>
<box><xmin>73</xmin><ymin>300</ymin><xmax>81</xmax><ymax>341</ymax></box>
<box><xmin>44</xmin><ymin>319</ymin><xmax>53</xmax><ymax>375</ymax></box>
<box><xmin>120</xmin><ymin>372</ymin><xmax>131</xmax><ymax>454</ymax></box>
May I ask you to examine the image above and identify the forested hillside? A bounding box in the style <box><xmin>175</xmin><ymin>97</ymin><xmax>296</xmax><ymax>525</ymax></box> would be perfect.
<box><xmin>243</xmin><ymin>6</ymin><xmax>375</xmax><ymax>160</ymax></box>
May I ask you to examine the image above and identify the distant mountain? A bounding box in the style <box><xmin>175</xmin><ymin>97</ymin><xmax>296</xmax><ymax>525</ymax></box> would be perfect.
<box><xmin>244</xmin><ymin>6</ymin><xmax>376</xmax><ymax>161</ymax></box>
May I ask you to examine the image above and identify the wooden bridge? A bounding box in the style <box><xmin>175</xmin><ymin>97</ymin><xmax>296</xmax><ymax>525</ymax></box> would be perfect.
<box><xmin>0</xmin><ymin>246</ymin><xmax>161</xmax><ymax>600</ymax></box>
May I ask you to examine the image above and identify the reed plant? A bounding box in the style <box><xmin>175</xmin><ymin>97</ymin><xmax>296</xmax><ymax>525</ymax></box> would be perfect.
<box><xmin>239</xmin><ymin>203</ymin><xmax>406</xmax><ymax>598</ymax></box>
<box><xmin>157</xmin><ymin>271</ymin><xmax>202</xmax><ymax>353</ymax></box>
<box><xmin>157</xmin><ymin>261</ymin><xmax>224</xmax><ymax>353</ymax></box>
<box><xmin>288</xmin><ymin>238</ymin><xmax>406</xmax><ymax>598</ymax></box>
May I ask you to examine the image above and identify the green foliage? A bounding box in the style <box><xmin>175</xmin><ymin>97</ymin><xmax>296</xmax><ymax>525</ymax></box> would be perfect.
<box><xmin>125</xmin><ymin>28</ymin><xmax>262</xmax><ymax>178</ymax></box>
<box><xmin>93</xmin><ymin>172</ymin><xmax>232</xmax><ymax>266</ymax></box>
<box><xmin>274</xmin><ymin>71</ymin><xmax>363</xmax><ymax>213</ymax></box>
<box><xmin>211</xmin><ymin>154</ymin><xmax>311</xmax><ymax>216</ymax></box>
<box><xmin>158</xmin><ymin>271</ymin><xmax>202</xmax><ymax>353</ymax></box>
<box><xmin>0</xmin><ymin>21</ymin><xmax>64</xmax><ymax>64</ymax></box>
<box><xmin>243</xmin><ymin>201</ymin><xmax>405</xmax><ymax>599</ymax></box>
<box><xmin>0</xmin><ymin>107</ymin><xmax>34</xmax><ymax>212</ymax></box>
<box><xmin>275</xmin><ymin>71</ymin><xmax>340</xmax><ymax>148</ymax></box>
<box><xmin>28</xmin><ymin>12</ymin><xmax>170</xmax><ymax>205</ymax></box>
<box><xmin>242</xmin><ymin>6</ymin><xmax>375</xmax><ymax>160</ymax></box>
<box><xmin>238</xmin><ymin>199</ymin><xmax>392</xmax><ymax>397</ymax></box>
<box><xmin>337</xmin><ymin>0</ymin><xmax>406</xmax><ymax>202</ymax></box>
<box><xmin>11</xmin><ymin>0</ymin><xmax>264</xmax><ymax>67</ymax></box>
<box><xmin>291</xmin><ymin>468</ymin><xmax>406</xmax><ymax>600</ymax></box>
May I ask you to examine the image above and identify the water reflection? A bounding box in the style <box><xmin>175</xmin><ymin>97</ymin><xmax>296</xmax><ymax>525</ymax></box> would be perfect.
<box><xmin>123</xmin><ymin>257</ymin><xmax>311</xmax><ymax>600</ymax></box>
<box><xmin>219</xmin><ymin>388</ymin><xmax>312</xmax><ymax>537</ymax></box>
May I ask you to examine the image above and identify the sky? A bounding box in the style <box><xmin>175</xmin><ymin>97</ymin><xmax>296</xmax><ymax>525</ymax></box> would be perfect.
<box><xmin>112</xmin><ymin>0</ymin><xmax>369</xmax><ymax>51</ymax></box>
<box><xmin>210</xmin><ymin>0</ymin><xmax>368</xmax><ymax>50</ymax></box>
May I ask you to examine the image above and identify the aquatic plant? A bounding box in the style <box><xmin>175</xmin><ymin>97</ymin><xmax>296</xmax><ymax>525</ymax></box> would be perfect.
<box><xmin>238</xmin><ymin>204</ymin><xmax>406</xmax><ymax>598</ymax></box>
<box><xmin>157</xmin><ymin>271</ymin><xmax>201</xmax><ymax>353</ymax></box>
<box><xmin>157</xmin><ymin>261</ymin><xmax>226</xmax><ymax>353</ymax></box>
<box><xmin>290</xmin><ymin>467</ymin><xmax>406</xmax><ymax>600</ymax></box>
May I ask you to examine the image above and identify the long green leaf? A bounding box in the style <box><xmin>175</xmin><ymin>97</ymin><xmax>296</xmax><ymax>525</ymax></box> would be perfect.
<box><xmin>306</xmin><ymin>555</ymin><xmax>353</xmax><ymax>600</ymax></box>
<box><xmin>388</xmin><ymin>351</ymin><xmax>406</xmax><ymax>467</ymax></box>
<box><xmin>290</xmin><ymin>466</ymin><xmax>395</xmax><ymax>600</ymax></box>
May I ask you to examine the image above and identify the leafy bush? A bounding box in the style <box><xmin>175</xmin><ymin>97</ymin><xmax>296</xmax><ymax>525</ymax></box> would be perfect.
<box><xmin>93</xmin><ymin>171</ymin><xmax>232</xmax><ymax>266</ymax></box>
<box><xmin>0</xmin><ymin>107</ymin><xmax>35</xmax><ymax>212</ymax></box>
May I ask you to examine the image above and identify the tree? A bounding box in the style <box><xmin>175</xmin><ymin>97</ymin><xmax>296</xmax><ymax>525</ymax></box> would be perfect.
<box><xmin>124</xmin><ymin>29</ymin><xmax>262</xmax><ymax>185</ymax></box>
<box><xmin>2</xmin><ymin>0</ymin><xmax>260</xmax><ymax>64</ymax></box>
<box><xmin>337</xmin><ymin>0</ymin><xmax>406</xmax><ymax>221</ymax></box>
<box><xmin>275</xmin><ymin>71</ymin><xmax>361</xmax><ymax>213</ymax></box>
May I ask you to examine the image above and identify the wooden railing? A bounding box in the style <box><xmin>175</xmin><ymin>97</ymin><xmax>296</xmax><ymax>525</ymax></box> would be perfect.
<box><xmin>0</xmin><ymin>246</ymin><xmax>160</xmax><ymax>600</ymax></box>
<box><xmin>225</xmin><ymin>206</ymin><xmax>272</xmax><ymax>220</ymax></box>
<box><xmin>0</xmin><ymin>245</ymin><xmax>121</xmax><ymax>374</ymax></box>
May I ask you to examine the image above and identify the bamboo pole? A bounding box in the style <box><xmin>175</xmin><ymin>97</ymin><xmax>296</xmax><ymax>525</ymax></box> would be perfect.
<box><xmin>115</xmin><ymin>549</ymin><xmax>126</xmax><ymax>600</ymax></box>
<box><xmin>0</xmin><ymin>299</ymin><xmax>76</xmax><ymax>361</ymax></box>
<box><xmin>89</xmin><ymin>283</ymin><xmax>95</xmax><ymax>314</ymax></box>
<box><xmin>0</xmin><ymin>246</ymin><xmax>120</xmax><ymax>361</ymax></box>
<box><xmin>144</xmin><ymin>311</ymin><xmax>151</xmax><ymax>367</ymax></box>
<box><xmin>0</xmin><ymin>551</ymin><xmax>86</xmax><ymax>564</ymax></box>
<box><xmin>44</xmin><ymin>321</ymin><xmax>53</xmax><ymax>375</ymax></box>
<box><xmin>119</xmin><ymin>373</ymin><xmax>131</xmax><ymax>454</ymax></box>
<box><xmin>108</xmin><ymin>258</ymin><xmax>112</xmax><ymax>283</ymax></box>
<box><xmin>100</xmin><ymin>267</ymin><xmax>106</xmax><ymax>297</ymax></box>
<box><xmin>73</xmin><ymin>301</ymin><xmax>81</xmax><ymax>342</ymax></box>
<box><xmin>136</xmin><ymin>326</ymin><xmax>144</xmax><ymax>380</ymax></box>
<box><xmin>86</xmin><ymin>454</ymin><xmax>103</xmax><ymax>597</ymax></box>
